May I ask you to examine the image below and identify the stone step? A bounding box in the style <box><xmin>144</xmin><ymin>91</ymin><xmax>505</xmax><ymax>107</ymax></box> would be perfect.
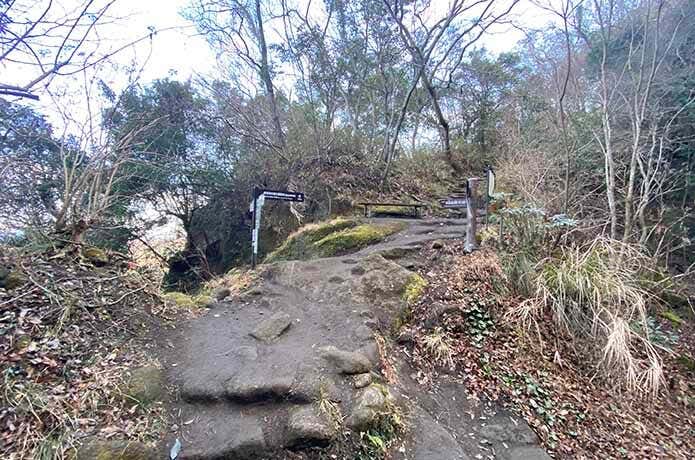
<box><xmin>178</xmin><ymin>408</ymin><xmax>268</xmax><ymax>460</ymax></box>
<box><xmin>224</xmin><ymin>366</ymin><xmax>323</xmax><ymax>404</ymax></box>
<box><xmin>181</xmin><ymin>363</ymin><xmax>326</xmax><ymax>405</ymax></box>
<box><xmin>175</xmin><ymin>402</ymin><xmax>337</xmax><ymax>459</ymax></box>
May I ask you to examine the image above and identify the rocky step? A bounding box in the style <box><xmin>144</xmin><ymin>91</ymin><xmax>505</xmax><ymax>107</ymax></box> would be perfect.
<box><xmin>176</xmin><ymin>402</ymin><xmax>336</xmax><ymax>459</ymax></box>
<box><xmin>181</xmin><ymin>366</ymin><xmax>325</xmax><ymax>404</ymax></box>
<box><xmin>180</xmin><ymin>345</ymin><xmax>378</xmax><ymax>405</ymax></box>
<box><xmin>175</xmin><ymin>381</ymin><xmax>391</xmax><ymax>460</ymax></box>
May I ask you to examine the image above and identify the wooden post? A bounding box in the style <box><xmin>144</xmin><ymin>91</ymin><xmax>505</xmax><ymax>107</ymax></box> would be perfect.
<box><xmin>465</xmin><ymin>178</ymin><xmax>481</xmax><ymax>253</ymax></box>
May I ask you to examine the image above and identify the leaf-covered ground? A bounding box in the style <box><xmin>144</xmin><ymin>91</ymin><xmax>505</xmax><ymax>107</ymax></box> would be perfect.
<box><xmin>403</xmin><ymin>240</ymin><xmax>694</xmax><ymax>459</ymax></box>
<box><xmin>0</xmin><ymin>247</ymin><xmax>175</xmax><ymax>459</ymax></box>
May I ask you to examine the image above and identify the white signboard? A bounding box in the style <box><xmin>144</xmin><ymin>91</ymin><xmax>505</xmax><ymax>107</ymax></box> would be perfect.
<box><xmin>249</xmin><ymin>189</ymin><xmax>304</xmax><ymax>267</ymax></box>
<box><xmin>487</xmin><ymin>168</ymin><xmax>496</xmax><ymax>197</ymax></box>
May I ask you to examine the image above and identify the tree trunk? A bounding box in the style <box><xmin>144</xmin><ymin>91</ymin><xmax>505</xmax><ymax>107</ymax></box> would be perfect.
<box><xmin>420</xmin><ymin>72</ymin><xmax>457</xmax><ymax>173</ymax></box>
<box><xmin>70</xmin><ymin>219</ymin><xmax>89</xmax><ymax>245</ymax></box>
<box><xmin>255</xmin><ymin>0</ymin><xmax>285</xmax><ymax>150</ymax></box>
<box><xmin>602</xmin><ymin>115</ymin><xmax>619</xmax><ymax>239</ymax></box>
<box><xmin>381</xmin><ymin>74</ymin><xmax>420</xmax><ymax>188</ymax></box>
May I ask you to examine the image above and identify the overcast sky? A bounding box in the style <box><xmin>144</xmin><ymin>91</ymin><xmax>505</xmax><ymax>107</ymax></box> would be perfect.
<box><xmin>9</xmin><ymin>0</ymin><xmax>555</xmax><ymax>126</ymax></box>
<box><xmin>111</xmin><ymin>0</ymin><xmax>217</xmax><ymax>82</ymax></box>
<box><xmin>99</xmin><ymin>0</ymin><xmax>552</xmax><ymax>85</ymax></box>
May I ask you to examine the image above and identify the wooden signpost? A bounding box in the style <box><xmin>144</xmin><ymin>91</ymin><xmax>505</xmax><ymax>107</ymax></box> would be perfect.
<box><xmin>484</xmin><ymin>165</ymin><xmax>496</xmax><ymax>228</ymax></box>
<box><xmin>249</xmin><ymin>188</ymin><xmax>305</xmax><ymax>268</ymax></box>
<box><xmin>464</xmin><ymin>178</ymin><xmax>481</xmax><ymax>253</ymax></box>
<box><xmin>438</xmin><ymin>167</ymin><xmax>495</xmax><ymax>253</ymax></box>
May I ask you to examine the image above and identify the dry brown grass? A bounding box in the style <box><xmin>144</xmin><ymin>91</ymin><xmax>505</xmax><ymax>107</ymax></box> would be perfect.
<box><xmin>506</xmin><ymin>237</ymin><xmax>666</xmax><ymax>395</ymax></box>
<box><xmin>496</xmin><ymin>149</ymin><xmax>564</xmax><ymax>213</ymax></box>
<box><xmin>421</xmin><ymin>327</ymin><xmax>456</xmax><ymax>369</ymax></box>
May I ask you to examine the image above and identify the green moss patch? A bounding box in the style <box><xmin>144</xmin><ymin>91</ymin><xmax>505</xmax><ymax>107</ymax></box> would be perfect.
<box><xmin>0</xmin><ymin>268</ymin><xmax>26</xmax><ymax>290</ymax></box>
<box><xmin>162</xmin><ymin>292</ymin><xmax>212</xmax><ymax>309</ymax></box>
<box><xmin>660</xmin><ymin>309</ymin><xmax>684</xmax><ymax>327</ymax></box>
<box><xmin>266</xmin><ymin>218</ymin><xmax>359</xmax><ymax>262</ymax></box>
<box><xmin>402</xmin><ymin>273</ymin><xmax>428</xmax><ymax>305</ymax></box>
<box><xmin>677</xmin><ymin>354</ymin><xmax>695</xmax><ymax>372</ymax></box>
<box><xmin>121</xmin><ymin>366</ymin><xmax>164</xmax><ymax>407</ymax></box>
<box><xmin>370</xmin><ymin>205</ymin><xmax>418</xmax><ymax>217</ymax></box>
<box><xmin>266</xmin><ymin>219</ymin><xmax>405</xmax><ymax>262</ymax></box>
<box><xmin>314</xmin><ymin>223</ymin><xmax>406</xmax><ymax>257</ymax></box>
<box><xmin>74</xmin><ymin>439</ymin><xmax>157</xmax><ymax>460</ymax></box>
<box><xmin>82</xmin><ymin>247</ymin><xmax>108</xmax><ymax>266</ymax></box>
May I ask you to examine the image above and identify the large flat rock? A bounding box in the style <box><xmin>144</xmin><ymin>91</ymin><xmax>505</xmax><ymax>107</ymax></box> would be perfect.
<box><xmin>178</xmin><ymin>409</ymin><xmax>267</xmax><ymax>460</ymax></box>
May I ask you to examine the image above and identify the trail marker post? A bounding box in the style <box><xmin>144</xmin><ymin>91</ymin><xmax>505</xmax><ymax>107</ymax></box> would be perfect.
<box><xmin>465</xmin><ymin>178</ymin><xmax>481</xmax><ymax>253</ymax></box>
<box><xmin>249</xmin><ymin>188</ymin><xmax>305</xmax><ymax>268</ymax></box>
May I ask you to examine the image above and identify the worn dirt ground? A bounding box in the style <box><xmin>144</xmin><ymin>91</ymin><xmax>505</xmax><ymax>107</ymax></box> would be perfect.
<box><xmin>157</xmin><ymin>218</ymin><xmax>550</xmax><ymax>459</ymax></box>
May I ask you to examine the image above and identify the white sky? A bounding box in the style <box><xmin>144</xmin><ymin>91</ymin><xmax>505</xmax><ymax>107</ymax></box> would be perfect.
<box><xmin>7</xmin><ymin>0</ymin><xmax>557</xmax><ymax>126</ymax></box>
<box><xmin>112</xmin><ymin>0</ymin><xmax>217</xmax><ymax>82</ymax></box>
<box><xmin>64</xmin><ymin>0</ymin><xmax>555</xmax><ymax>87</ymax></box>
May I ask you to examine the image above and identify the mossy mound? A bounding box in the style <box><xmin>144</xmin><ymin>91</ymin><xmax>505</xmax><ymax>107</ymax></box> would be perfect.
<box><xmin>266</xmin><ymin>218</ymin><xmax>359</xmax><ymax>262</ymax></box>
<box><xmin>314</xmin><ymin>223</ymin><xmax>406</xmax><ymax>257</ymax></box>
<box><xmin>73</xmin><ymin>439</ymin><xmax>157</xmax><ymax>460</ymax></box>
<box><xmin>162</xmin><ymin>292</ymin><xmax>212</xmax><ymax>309</ymax></box>
<box><xmin>122</xmin><ymin>366</ymin><xmax>164</xmax><ymax>407</ymax></box>
<box><xmin>266</xmin><ymin>219</ymin><xmax>405</xmax><ymax>262</ymax></box>
<box><xmin>0</xmin><ymin>267</ymin><xmax>26</xmax><ymax>290</ymax></box>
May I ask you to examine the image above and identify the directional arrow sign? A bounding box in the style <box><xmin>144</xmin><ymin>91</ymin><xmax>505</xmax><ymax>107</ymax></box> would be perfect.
<box><xmin>441</xmin><ymin>198</ymin><xmax>468</xmax><ymax>209</ymax></box>
<box><xmin>260</xmin><ymin>189</ymin><xmax>304</xmax><ymax>202</ymax></box>
<box><xmin>249</xmin><ymin>188</ymin><xmax>305</xmax><ymax>268</ymax></box>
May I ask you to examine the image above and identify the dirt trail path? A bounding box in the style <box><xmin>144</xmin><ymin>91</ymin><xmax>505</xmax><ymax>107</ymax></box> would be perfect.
<box><xmin>159</xmin><ymin>218</ymin><xmax>550</xmax><ymax>460</ymax></box>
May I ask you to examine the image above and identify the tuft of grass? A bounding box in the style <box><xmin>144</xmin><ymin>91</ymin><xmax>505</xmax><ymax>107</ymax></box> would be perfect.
<box><xmin>204</xmin><ymin>267</ymin><xmax>259</xmax><ymax>298</ymax></box>
<box><xmin>421</xmin><ymin>327</ymin><xmax>456</xmax><ymax>369</ymax></box>
<box><xmin>355</xmin><ymin>387</ymin><xmax>405</xmax><ymax>460</ymax></box>
<box><xmin>316</xmin><ymin>382</ymin><xmax>343</xmax><ymax>432</ymax></box>
<box><xmin>506</xmin><ymin>238</ymin><xmax>665</xmax><ymax>395</ymax></box>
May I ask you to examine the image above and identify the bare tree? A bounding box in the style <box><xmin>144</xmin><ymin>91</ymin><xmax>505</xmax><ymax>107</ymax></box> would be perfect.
<box><xmin>382</xmin><ymin>0</ymin><xmax>519</xmax><ymax>174</ymax></box>
<box><xmin>0</xmin><ymin>0</ymin><xmax>163</xmax><ymax>101</ymax></box>
<box><xmin>41</xmin><ymin>68</ymin><xmax>157</xmax><ymax>244</ymax></box>
<box><xmin>187</xmin><ymin>0</ymin><xmax>286</xmax><ymax>150</ymax></box>
<box><xmin>585</xmin><ymin>0</ymin><xmax>693</xmax><ymax>242</ymax></box>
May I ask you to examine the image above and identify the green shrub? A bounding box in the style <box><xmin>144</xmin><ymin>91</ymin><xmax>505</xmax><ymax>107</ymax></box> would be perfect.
<box><xmin>498</xmin><ymin>205</ymin><xmax>577</xmax><ymax>297</ymax></box>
